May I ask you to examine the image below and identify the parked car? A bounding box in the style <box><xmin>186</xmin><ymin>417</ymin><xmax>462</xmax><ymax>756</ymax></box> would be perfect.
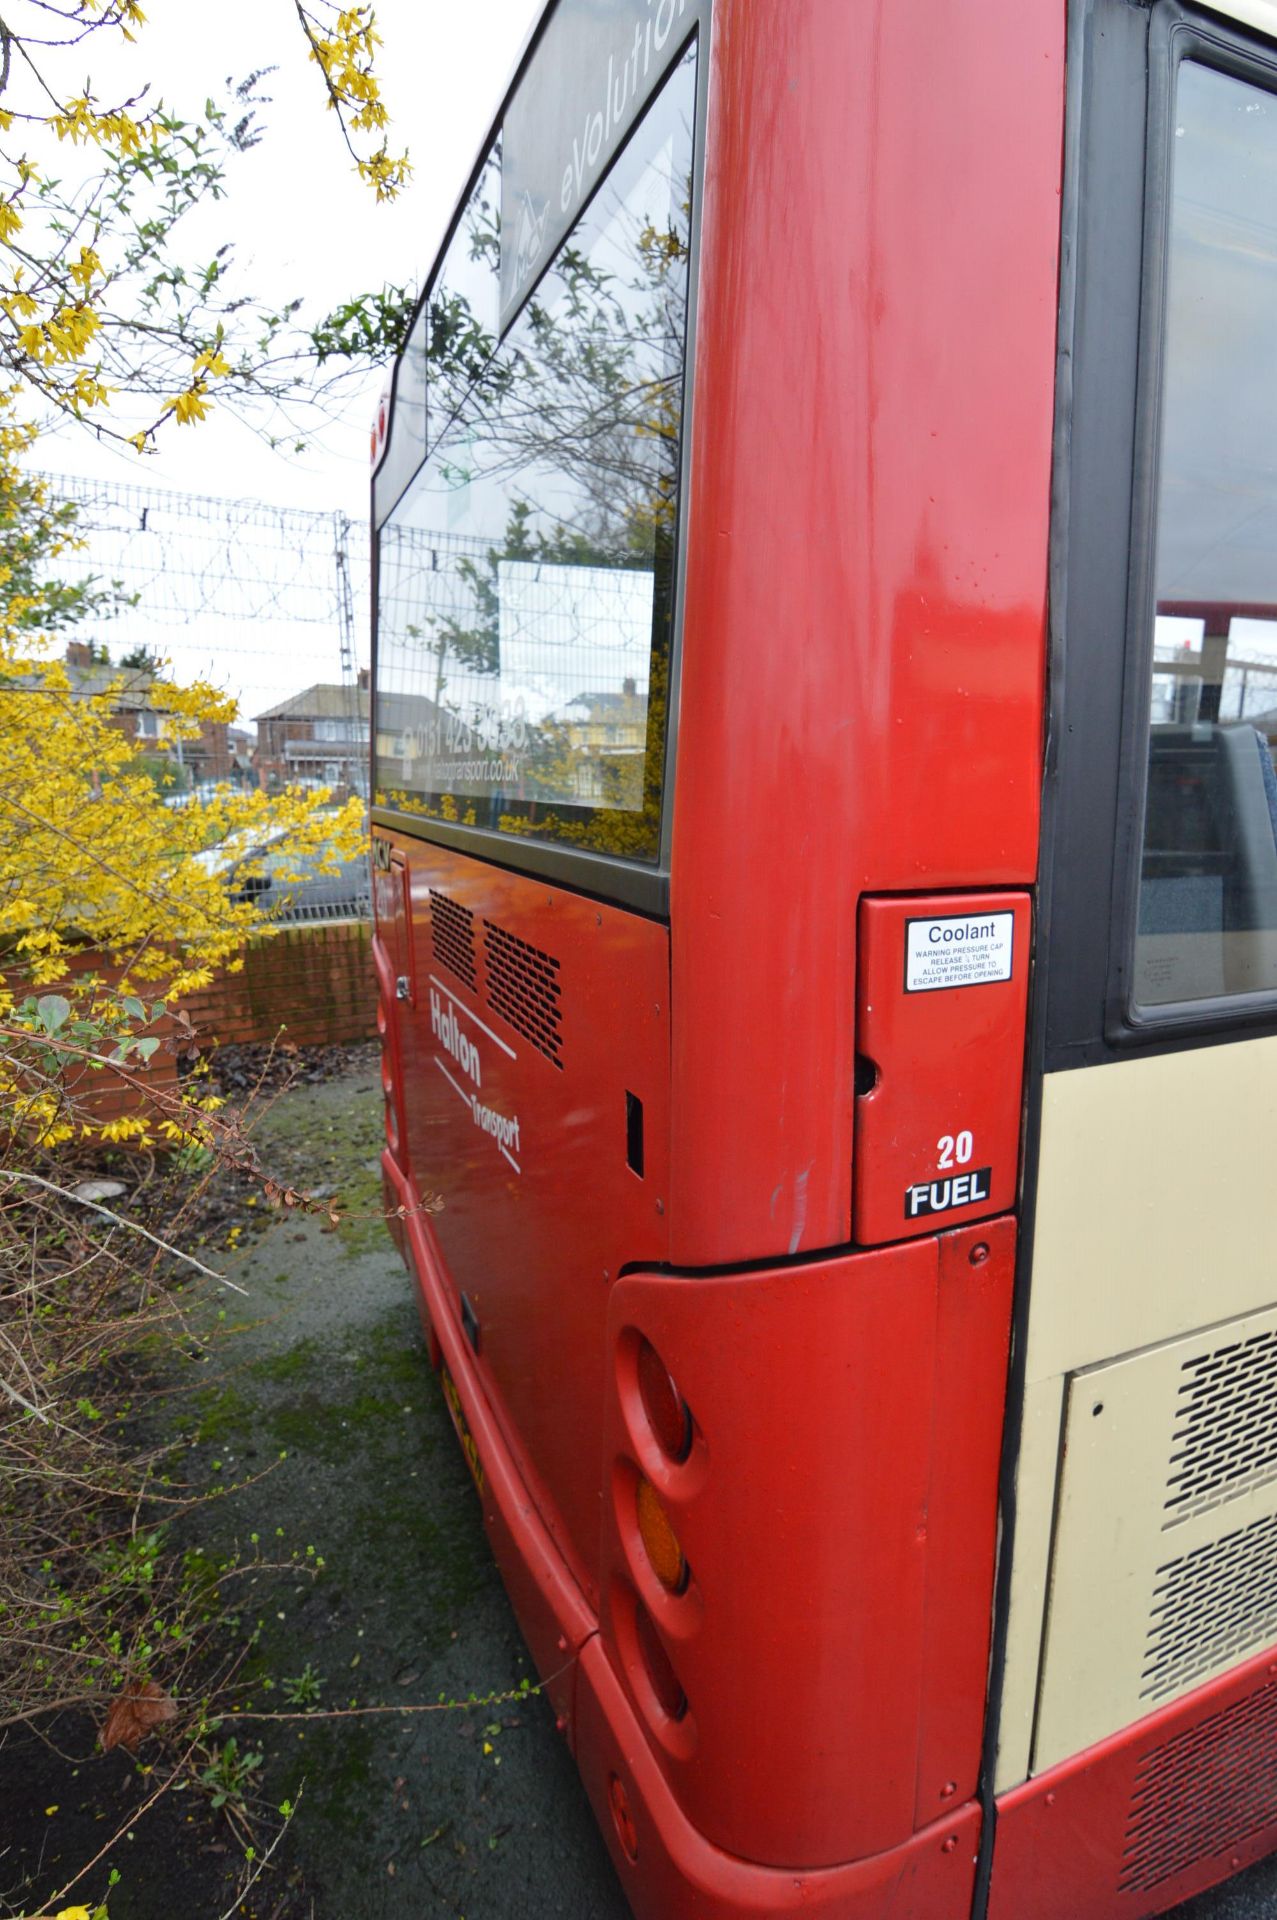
<box><xmin>197</xmin><ymin>827</ymin><xmax>371</xmax><ymax>923</ymax></box>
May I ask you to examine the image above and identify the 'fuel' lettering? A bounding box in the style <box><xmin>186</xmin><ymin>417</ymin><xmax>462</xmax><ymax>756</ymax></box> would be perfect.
<box><xmin>904</xmin><ymin>1167</ymin><xmax>992</xmax><ymax>1219</ymax></box>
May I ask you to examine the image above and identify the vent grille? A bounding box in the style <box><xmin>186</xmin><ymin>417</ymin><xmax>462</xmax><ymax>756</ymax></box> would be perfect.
<box><xmin>1143</xmin><ymin>1511</ymin><xmax>1277</xmax><ymax>1702</ymax></box>
<box><xmin>429</xmin><ymin>889</ymin><xmax>477</xmax><ymax>989</ymax></box>
<box><xmin>1120</xmin><ymin>1677</ymin><xmax>1277</xmax><ymax>1892</ymax></box>
<box><xmin>1165</xmin><ymin>1327</ymin><xmax>1277</xmax><ymax>1526</ymax></box>
<box><xmin>482</xmin><ymin>920</ymin><xmax>562</xmax><ymax>1067</ymax></box>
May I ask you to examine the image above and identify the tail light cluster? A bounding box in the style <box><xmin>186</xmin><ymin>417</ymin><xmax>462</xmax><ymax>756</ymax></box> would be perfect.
<box><xmin>633</xmin><ymin>1594</ymin><xmax>687</xmax><ymax>1723</ymax></box>
<box><xmin>637</xmin><ymin>1338</ymin><xmax>693</xmax><ymax>1464</ymax></box>
<box><xmin>612</xmin><ymin>1332</ymin><xmax>703</xmax><ymax>1758</ymax></box>
<box><xmin>636</xmin><ymin>1477</ymin><xmax>688</xmax><ymax>1596</ymax></box>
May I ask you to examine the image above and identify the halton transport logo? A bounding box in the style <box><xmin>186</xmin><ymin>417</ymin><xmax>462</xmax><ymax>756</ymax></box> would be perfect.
<box><xmin>429</xmin><ymin>978</ymin><xmax>523</xmax><ymax>1174</ymax></box>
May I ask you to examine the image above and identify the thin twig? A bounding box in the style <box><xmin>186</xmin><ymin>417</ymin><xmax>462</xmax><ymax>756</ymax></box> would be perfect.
<box><xmin>35</xmin><ymin>1739</ymin><xmax>199</xmax><ymax>1909</ymax></box>
<box><xmin>1</xmin><ymin>1172</ymin><xmax>245</xmax><ymax>1293</ymax></box>
<box><xmin>215</xmin><ymin>1789</ymin><xmax>301</xmax><ymax>1920</ymax></box>
<box><xmin>0</xmin><ymin>1320</ymin><xmax>48</xmax><ymax>1420</ymax></box>
<box><xmin>0</xmin><ymin>1371</ymin><xmax>48</xmax><ymax>1422</ymax></box>
<box><xmin>220</xmin><ymin>1659</ymin><xmax>575</xmax><ymax>1724</ymax></box>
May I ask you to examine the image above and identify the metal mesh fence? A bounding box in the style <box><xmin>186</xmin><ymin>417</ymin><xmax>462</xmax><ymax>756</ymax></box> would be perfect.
<box><xmin>32</xmin><ymin>472</ymin><xmax>371</xmax><ymax>787</ymax></box>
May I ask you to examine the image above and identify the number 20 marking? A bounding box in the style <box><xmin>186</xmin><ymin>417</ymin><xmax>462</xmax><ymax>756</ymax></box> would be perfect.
<box><xmin>937</xmin><ymin>1130</ymin><xmax>973</xmax><ymax>1169</ymax></box>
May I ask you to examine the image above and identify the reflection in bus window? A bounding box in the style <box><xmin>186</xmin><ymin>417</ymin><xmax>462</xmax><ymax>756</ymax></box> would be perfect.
<box><xmin>1136</xmin><ymin>61</ymin><xmax>1277</xmax><ymax>1005</ymax></box>
<box><xmin>374</xmin><ymin>45</ymin><xmax>696</xmax><ymax>863</ymax></box>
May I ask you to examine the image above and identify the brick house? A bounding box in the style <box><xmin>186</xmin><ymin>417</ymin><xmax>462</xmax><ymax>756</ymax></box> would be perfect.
<box><xmin>44</xmin><ymin>641</ymin><xmax>233</xmax><ymax>786</ymax></box>
<box><xmin>253</xmin><ymin>675</ymin><xmax>370</xmax><ymax>790</ymax></box>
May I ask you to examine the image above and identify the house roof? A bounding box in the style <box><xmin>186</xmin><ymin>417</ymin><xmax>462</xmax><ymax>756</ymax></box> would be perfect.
<box><xmin>373</xmin><ymin>688</ymin><xmax>449</xmax><ymax>730</ymax></box>
<box><xmin>71</xmin><ymin>667</ymin><xmax>157</xmax><ymax>710</ymax></box>
<box><xmin>10</xmin><ymin>658</ymin><xmax>160</xmax><ymax>708</ymax></box>
<box><xmin>254</xmin><ymin>684</ymin><xmax>371</xmax><ymax>723</ymax></box>
<box><xmin>559</xmin><ymin>687</ymin><xmax>647</xmax><ymax>724</ymax></box>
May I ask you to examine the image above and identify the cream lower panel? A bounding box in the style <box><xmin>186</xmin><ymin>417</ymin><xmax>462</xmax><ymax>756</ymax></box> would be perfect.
<box><xmin>1202</xmin><ymin>0</ymin><xmax>1277</xmax><ymax>46</ymax></box>
<box><xmin>1035</xmin><ymin>1302</ymin><xmax>1277</xmax><ymax>1771</ymax></box>
<box><xmin>1026</xmin><ymin>1037</ymin><xmax>1277</xmax><ymax>1383</ymax></box>
<box><xmin>994</xmin><ymin>1040</ymin><xmax>1277</xmax><ymax>1791</ymax></box>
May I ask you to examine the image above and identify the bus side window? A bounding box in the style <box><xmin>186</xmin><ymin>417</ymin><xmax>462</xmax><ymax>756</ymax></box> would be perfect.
<box><xmin>1138</xmin><ymin>723</ymin><xmax>1277</xmax><ymax>1001</ymax></box>
<box><xmin>1133</xmin><ymin>57</ymin><xmax>1277</xmax><ymax>1010</ymax></box>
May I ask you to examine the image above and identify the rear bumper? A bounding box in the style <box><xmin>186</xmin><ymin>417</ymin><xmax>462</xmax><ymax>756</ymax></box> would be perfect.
<box><xmin>383</xmin><ymin>1148</ymin><xmax>984</xmax><ymax>1920</ymax></box>
<box><xmin>574</xmin><ymin>1630</ymin><xmax>979</xmax><ymax>1919</ymax></box>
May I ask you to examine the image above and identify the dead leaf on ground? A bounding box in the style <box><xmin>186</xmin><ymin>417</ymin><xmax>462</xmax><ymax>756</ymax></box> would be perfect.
<box><xmin>100</xmin><ymin>1678</ymin><xmax>178</xmax><ymax>1753</ymax></box>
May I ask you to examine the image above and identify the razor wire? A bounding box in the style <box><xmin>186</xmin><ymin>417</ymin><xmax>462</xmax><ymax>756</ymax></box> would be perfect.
<box><xmin>26</xmin><ymin>475</ymin><xmax>515</xmax><ymax>808</ymax></box>
<box><xmin>29</xmin><ymin>471</ymin><xmax>381</xmax><ymax>789</ymax></box>
<box><xmin>33</xmin><ymin>470</ymin><xmax>370</xmax><ymax>640</ymax></box>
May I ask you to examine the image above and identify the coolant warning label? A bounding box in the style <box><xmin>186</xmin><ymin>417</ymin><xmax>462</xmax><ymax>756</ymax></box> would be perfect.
<box><xmin>905</xmin><ymin>912</ymin><xmax>1014</xmax><ymax>993</ymax></box>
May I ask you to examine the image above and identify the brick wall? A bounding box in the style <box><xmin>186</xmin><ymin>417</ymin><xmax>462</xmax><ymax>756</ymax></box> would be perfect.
<box><xmin>13</xmin><ymin>920</ymin><xmax>377</xmax><ymax>1130</ymax></box>
<box><xmin>179</xmin><ymin>919</ymin><xmax>377</xmax><ymax>1051</ymax></box>
<box><xmin>14</xmin><ymin>948</ymin><xmax>183</xmax><ymax>1122</ymax></box>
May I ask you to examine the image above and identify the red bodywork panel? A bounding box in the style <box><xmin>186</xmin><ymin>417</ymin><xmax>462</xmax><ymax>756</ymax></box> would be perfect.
<box><xmin>599</xmin><ymin>1220</ymin><xmax>1014</xmax><ymax>1869</ymax></box>
<box><xmin>372</xmin><ymin>847</ymin><xmax>415</xmax><ymax>1177</ymax></box>
<box><xmin>575</xmin><ymin>1634</ymin><xmax>984</xmax><ymax>1920</ymax></box>
<box><xmin>383</xmin><ymin>1142</ymin><xmax>592</xmax><ymax>1741</ymax></box>
<box><xmin>668</xmin><ymin>0</ymin><xmax>1061</xmax><ymax>1266</ymax></box>
<box><xmin>989</xmin><ymin>1642</ymin><xmax>1277</xmax><ymax>1919</ymax></box>
<box><xmin>854</xmin><ymin>893</ymin><xmax>1032</xmax><ymax>1246</ymax></box>
<box><xmin>375</xmin><ymin>831</ymin><xmax>671</xmax><ymax>1608</ymax></box>
<box><xmin>388</xmin><ymin>1105</ymin><xmax>1011</xmax><ymax>1910</ymax></box>
<box><xmin>375</xmin><ymin>816</ymin><xmax>1015</xmax><ymax>1878</ymax></box>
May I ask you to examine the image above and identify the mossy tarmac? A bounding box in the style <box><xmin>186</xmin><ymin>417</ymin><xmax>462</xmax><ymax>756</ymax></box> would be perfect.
<box><xmin>176</xmin><ymin>1057</ymin><xmax>627</xmax><ymax>1920</ymax></box>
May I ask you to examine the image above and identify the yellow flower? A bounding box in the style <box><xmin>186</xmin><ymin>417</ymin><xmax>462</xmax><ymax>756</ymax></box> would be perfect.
<box><xmin>69</xmin><ymin>245</ymin><xmax>102</xmax><ymax>290</ymax></box>
<box><xmin>56</xmin><ymin>1907</ymin><xmax>92</xmax><ymax>1920</ymax></box>
<box><xmin>172</xmin><ymin>384</ymin><xmax>210</xmax><ymax>425</ymax></box>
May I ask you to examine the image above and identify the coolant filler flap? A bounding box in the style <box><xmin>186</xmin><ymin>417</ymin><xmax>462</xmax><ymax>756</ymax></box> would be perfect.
<box><xmin>853</xmin><ymin>892</ymin><xmax>1031</xmax><ymax>1246</ymax></box>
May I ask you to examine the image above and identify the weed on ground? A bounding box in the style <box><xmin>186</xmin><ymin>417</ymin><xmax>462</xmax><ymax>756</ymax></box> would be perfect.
<box><xmin>2</xmin><ymin>1047</ymin><xmax>625</xmax><ymax>1920</ymax></box>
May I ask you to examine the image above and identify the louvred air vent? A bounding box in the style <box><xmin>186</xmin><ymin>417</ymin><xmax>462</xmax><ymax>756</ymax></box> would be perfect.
<box><xmin>429</xmin><ymin>888</ymin><xmax>477</xmax><ymax>989</ymax></box>
<box><xmin>1142</xmin><ymin>1511</ymin><xmax>1277</xmax><ymax>1702</ymax></box>
<box><xmin>1120</xmin><ymin>1677</ymin><xmax>1277</xmax><ymax>1892</ymax></box>
<box><xmin>482</xmin><ymin>920</ymin><xmax>562</xmax><ymax>1067</ymax></box>
<box><xmin>1165</xmin><ymin>1327</ymin><xmax>1277</xmax><ymax>1526</ymax></box>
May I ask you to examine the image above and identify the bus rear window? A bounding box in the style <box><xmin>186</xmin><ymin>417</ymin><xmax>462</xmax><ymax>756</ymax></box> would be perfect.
<box><xmin>1134</xmin><ymin>59</ymin><xmax>1277</xmax><ymax>1007</ymax></box>
<box><xmin>374</xmin><ymin>43</ymin><xmax>696</xmax><ymax>865</ymax></box>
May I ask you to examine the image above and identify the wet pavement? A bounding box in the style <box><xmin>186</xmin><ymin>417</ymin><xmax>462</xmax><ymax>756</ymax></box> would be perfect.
<box><xmin>183</xmin><ymin>1060</ymin><xmax>628</xmax><ymax>1920</ymax></box>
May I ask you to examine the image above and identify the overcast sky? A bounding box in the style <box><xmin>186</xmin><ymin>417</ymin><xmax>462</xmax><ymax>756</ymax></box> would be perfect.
<box><xmin>18</xmin><ymin>0</ymin><xmax>543</xmax><ymax>723</ymax></box>
<box><xmin>37</xmin><ymin>0</ymin><xmax>542</xmax><ymax>510</ymax></box>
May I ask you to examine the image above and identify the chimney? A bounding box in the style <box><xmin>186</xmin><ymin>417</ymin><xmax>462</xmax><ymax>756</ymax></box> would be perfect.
<box><xmin>65</xmin><ymin>640</ymin><xmax>92</xmax><ymax>668</ymax></box>
<box><xmin>622</xmin><ymin>676</ymin><xmax>637</xmax><ymax>698</ymax></box>
<box><xmin>357</xmin><ymin>667</ymin><xmax>370</xmax><ymax>691</ymax></box>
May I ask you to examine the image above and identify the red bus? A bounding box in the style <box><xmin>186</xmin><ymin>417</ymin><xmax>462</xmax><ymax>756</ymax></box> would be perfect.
<box><xmin>368</xmin><ymin>1</ymin><xmax>1277</xmax><ymax>1914</ymax></box>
